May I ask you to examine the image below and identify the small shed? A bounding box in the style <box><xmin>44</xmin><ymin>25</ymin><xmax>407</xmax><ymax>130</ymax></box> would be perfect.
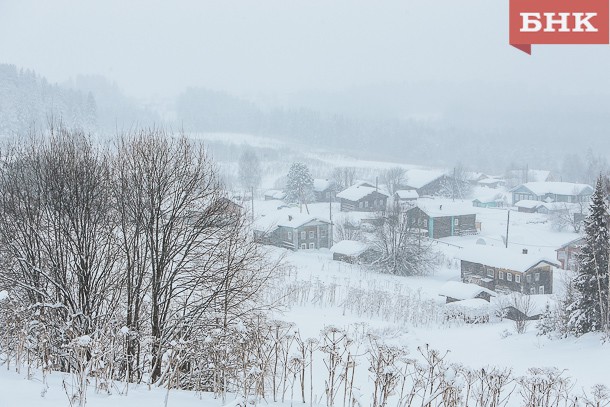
<box><xmin>514</xmin><ymin>200</ymin><xmax>542</xmax><ymax>213</ymax></box>
<box><xmin>330</xmin><ymin>240</ymin><xmax>370</xmax><ymax>263</ymax></box>
<box><xmin>438</xmin><ymin>281</ymin><xmax>497</xmax><ymax>303</ymax></box>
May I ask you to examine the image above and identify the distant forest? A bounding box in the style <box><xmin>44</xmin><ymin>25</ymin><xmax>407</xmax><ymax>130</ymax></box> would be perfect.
<box><xmin>1</xmin><ymin>63</ymin><xmax>608</xmax><ymax>181</ymax></box>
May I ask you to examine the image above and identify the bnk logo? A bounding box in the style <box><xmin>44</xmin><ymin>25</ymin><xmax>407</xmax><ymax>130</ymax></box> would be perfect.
<box><xmin>509</xmin><ymin>0</ymin><xmax>610</xmax><ymax>54</ymax></box>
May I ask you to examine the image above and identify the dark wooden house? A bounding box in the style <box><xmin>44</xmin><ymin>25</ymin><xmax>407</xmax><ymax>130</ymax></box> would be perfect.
<box><xmin>336</xmin><ymin>183</ymin><xmax>389</xmax><ymax>212</ymax></box>
<box><xmin>254</xmin><ymin>213</ymin><xmax>331</xmax><ymax>251</ymax></box>
<box><xmin>407</xmin><ymin>203</ymin><xmax>477</xmax><ymax>239</ymax></box>
<box><xmin>313</xmin><ymin>179</ymin><xmax>336</xmax><ymax>202</ymax></box>
<box><xmin>459</xmin><ymin>246</ymin><xmax>559</xmax><ymax>295</ymax></box>
<box><xmin>401</xmin><ymin>169</ymin><xmax>449</xmax><ymax>196</ymax></box>
<box><xmin>330</xmin><ymin>240</ymin><xmax>370</xmax><ymax>263</ymax></box>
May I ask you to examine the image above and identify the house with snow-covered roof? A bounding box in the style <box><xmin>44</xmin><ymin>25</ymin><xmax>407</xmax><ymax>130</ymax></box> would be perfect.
<box><xmin>336</xmin><ymin>183</ymin><xmax>388</xmax><ymax>212</ymax></box>
<box><xmin>330</xmin><ymin>240</ymin><xmax>371</xmax><ymax>263</ymax></box>
<box><xmin>406</xmin><ymin>201</ymin><xmax>478</xmax><ymax>239</ymax></box>
<box><xmin>253</xmin><ymin>212</ymin><xmax>331</xmax><ymax>250</ymax></box>
<box><xmin>313</xmin><ymin>178</ymin><xmax>336</xmax><ymax>202</ymax></box>
<box><xmin>458</xmin><ymin>246</ymin><xmax>560</xmax><ymax>295</ymax></box>
<box><xmin>510</xmin><ymin>182</ymin><xmax>593</xmax><ymax>205</ymax></box>
<box><xmin>400</xmin><ymin>168</ymin><xmax>449</xmax><ymax>196</ymax></box>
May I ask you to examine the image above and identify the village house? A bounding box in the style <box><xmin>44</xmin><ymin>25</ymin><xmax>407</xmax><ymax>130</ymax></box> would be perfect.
<box><xmin>407</xmin><ymin>202</ymin><xmax>478</xmax><ymax>239</ymax></box>
<box><xmin>477</xmin><ymin>178</ymin><xmax>506</xmax><ymax>189</ymax></box>
<box><xmin>400</xmin><ymin>169</ymin><xmax>449</xmax><ymax>196</ymax></box>
<box><xmin>394</xmin><ymin>189</ymin><xmax>419</xmax><ymax>208</ymax></box>
<box><xmin>556</xmin><ymin>237</ymin><xmax>585</xmax><ymax>271</ymax></box>
<box><xmin>330</xmin><ymin>240</ymin><xmax>370</xmax><ymax>263</ymax></box>
<box><xmin>510</xmin><ymin>182</ymin><xmax>593</xmax><ymax>205</ymax></box>
<box><xmin>459</xmin><ymin>246</ymin><xmax>560</xmax><ymax>295</ymax></box>
<box><xmin>313</xmin><ymin>178</ymin><xmax>336</xmax><ymax>202</ymax></box>
<box><xmin>336</xmin><ymin>182</ymin><xmax>389</xmax><ymax>212</ymax></box>
<box><xmin>254</xmin><ymin>212</ymin><xmax>331</xmax><ymax>251</ymax></box>
<box><xmin>514</xmin><ymin>200</ymin><xmax>542</xmax><ymax>213</ymax></box>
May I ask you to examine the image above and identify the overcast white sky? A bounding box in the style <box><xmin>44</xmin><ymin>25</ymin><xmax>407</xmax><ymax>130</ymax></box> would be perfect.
<box><xmin>1</xmin><ymin>0</ymin><xmax>610</xmax><ymax>122</ymax></box>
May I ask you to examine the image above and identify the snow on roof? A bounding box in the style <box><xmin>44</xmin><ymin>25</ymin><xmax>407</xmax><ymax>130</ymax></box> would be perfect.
<box><xmin>414</xmin><ymin>200</ymin><xmax>477</xmax><ymax>217</ymax></box>
<box><xmin>395</xmin><ymin>189</ymin><xmax>419</xmax><ymax>200</ymax></box>
<box><xmin>330</xmin><ymin>240</ymin><xmax>369</xmax><ymax>256</ymax></box>
<box><xmin>515</xmin><ymin>200</ymin><xmax>543</xmax><ymax>209</ymax></box>
<box><xmin>264</xmin><ymin>189</ymin><xmax>286</xmax><ymax>199</ymax></box>
<box><xmin>337</xmin><ymin>184</ymin><xmax>388</xmax><ymax>201</ymax></box>
<box><xmin>444</xmin><ymin>298</ymin><xmax>493</xmax><ymax>310</ymax></box>
<box><xmin>277</xmin><ymin>213</ymin><xmax>330</xmax><ymax>228</ymax></box>
<box><xmin>439</xmin><ymin>281</ymin><xmax>497</xmax><ymax>300</ymax></box>
<box><xmin>313</xmin><ymin>178</ymin><xmax>333</xmax><ymax>192</ymax></box>
<box><xmin>458</xmin><ymin>246</ymin><xmax>560</xmax><ymax>272</ymax></box>
<box><xmin>403</xmin><ymin>169</ymin><xmax>446</xmax><ymax>189</ymax></box>
<box><xmin>478</xmin><ymin>178</ymin><xmax>504</xmax><ymax>185</ymax></box>
<box><xmin>556</xmin><ymin>237</ymin><xmax>586</xmax><ymax>251</ymax></box>
<box><xmin>514</xmin><ymin>182</ymin><xmax>593</xmax><ymax>196</ymax></box>
<box><xmin>254</xmin><ymin>210</ymin><xmax>330</xmax><ymax>231</ymax></box>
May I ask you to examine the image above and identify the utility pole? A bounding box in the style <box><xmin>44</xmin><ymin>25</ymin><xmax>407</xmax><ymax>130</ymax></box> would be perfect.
<box><xmin>329</xmin><ymin>192</ymin><xmax>334</xmax><ymax>247</ymax></box>
<box><xmin>505</xmin><ymin>209</ymin><xmax>510</xmax><ymax>248</ymax></box>
<box><xmin>251</xmin><ymin>186</ymin><xmax>254</xmax><ymax>222</ymax></box>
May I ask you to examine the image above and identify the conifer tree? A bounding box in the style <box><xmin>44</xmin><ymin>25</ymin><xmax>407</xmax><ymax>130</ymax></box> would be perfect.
<box><xmin>567</xmin><ymin>175</ymin><xmax>609</xmax><ymax>335</ymax></box>
<box><xmin>285</xmin><ymin>162</ymin><xmax>314</xmax><ymax>205</ymax></box>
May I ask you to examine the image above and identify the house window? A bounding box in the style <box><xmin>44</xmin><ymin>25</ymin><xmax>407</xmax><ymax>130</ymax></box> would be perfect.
<box><xmin>539</xmin><ymin>285</ymin><xmax>545</xmax><ymax>295</ymax></box>
<box><xmin>287</xmin><ymin>231</ymin><xmax>292</xmax><ymax>240</ymax></box>
<box><xmin>326</xmin><ymin>191</ymin><xmax>330</xmax><ymax>198</ymax></box>
<box><xmin>535</xmin><ymin>272</ymin><xmax>540</xmax><ymax>282</ymax></box>
<box><xmin>359</xmin><ymin>202</ymin><xmax>364</xmax><ymax>208</ymax></box>
<box><xmin>530</xmin><ymin>287</ymin><xmax>536</xmax><ymax>294</ymax></box>
<box><xmin>506</xmin><ymin>273</ymin><xmax>513</xmax><ymax>282</ymax></box>
<box><xmin>309</xmin><ymin>231</ymin><xmax>314</xmax><ymax>239</ymax></box>
<box><xmin>301</xmin><ymin>231</ymin><xmax>306</xmax><ymax>239</ymax></box>
<box><xmin>454</xmin><ymin>218</ymin><xmax>459</xmax><ymax>226</ymax></box>
<box><xmin>498</xmin><ymin>271</ymin><xmax>504</xmax><ymax>280</ymax></box>
<box><xmin>526</xmin><ymin>274</ymin><xmax>532</xmax><ymax>283</ymax></box>
<box><xmin>515</xmin><ymin>274</ymin><xmax>521</xmax><ymax>283</ymax></box>
<box><xmin>486</xmin><ymin>268</ymin><xmax>494</xmax><ymax>277</ymax></box>
<box><xmin>309</xmin><ymin>243</ymin><xmax>315</xmax><ymax>249</ymax></box>
<box><xmin>320</xmin><ymin>229</ymin><xmax>326</xmax><ymax>237</ymax></box>
<box><xmin>301</xmin><ymin>243</ymin><xmax>306</xmax><ymax>249</ymax></box>
<box><xmin>364</xmin><ymin>201</ymin><xmax>369</xmax><ymax>208</ymax></box>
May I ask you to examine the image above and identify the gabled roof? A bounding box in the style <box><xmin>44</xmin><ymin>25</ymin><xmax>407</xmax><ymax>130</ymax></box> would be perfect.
<box><xmin>439</xmin><ymin>281</ymin><xmax>497</xmax><ymax>301</ymax></box>
<box><xmin>511</xmin><ymin>182</ymin><xmax>593</xmax><ymax>196</ymax></box>
<box><xmin>330</xmin><ymin>240</ymin><xmax>369</xmax><ymax>256</ymax></box>
<box><xmin>459</xmin><ymin>246</ymin><xmax>560</xmax><ymax>272</ymax></box>
<box><xmin>264</xmin><ymin>189</ymin><xmax>286</xmax><ymax>199</ymax></box>
<box><xmin>337</xmin><ymin>184</ymin><xmax>388</xmax><ymax>201</ymax></box>
<box><xmin>313</xmin><ymin>178</ymin><xmax>334</xmax><ymax>192</ymax></box>
<box><xmin>403</xmin><ymin>169</ymin><xmax>447</xmax><ymax>189</ymax></box>
<box><xmin>395</xmin><ymin>189</ymin><xmax>419</xmax><ymax>200</ymax></box>
<box><xmin>277</xmin><ymin>214</ymin><xmax>330</xmax><ymax>228</ymax></box>
<box><xmin>556</xmin><ymin>237</ymin><xmax>586</xmax><ymax>251</ymax></box>
<box><xmin>515</xmin><ymin>200</ymin><xmax>543</xmax><ymax>209</ymax></box>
